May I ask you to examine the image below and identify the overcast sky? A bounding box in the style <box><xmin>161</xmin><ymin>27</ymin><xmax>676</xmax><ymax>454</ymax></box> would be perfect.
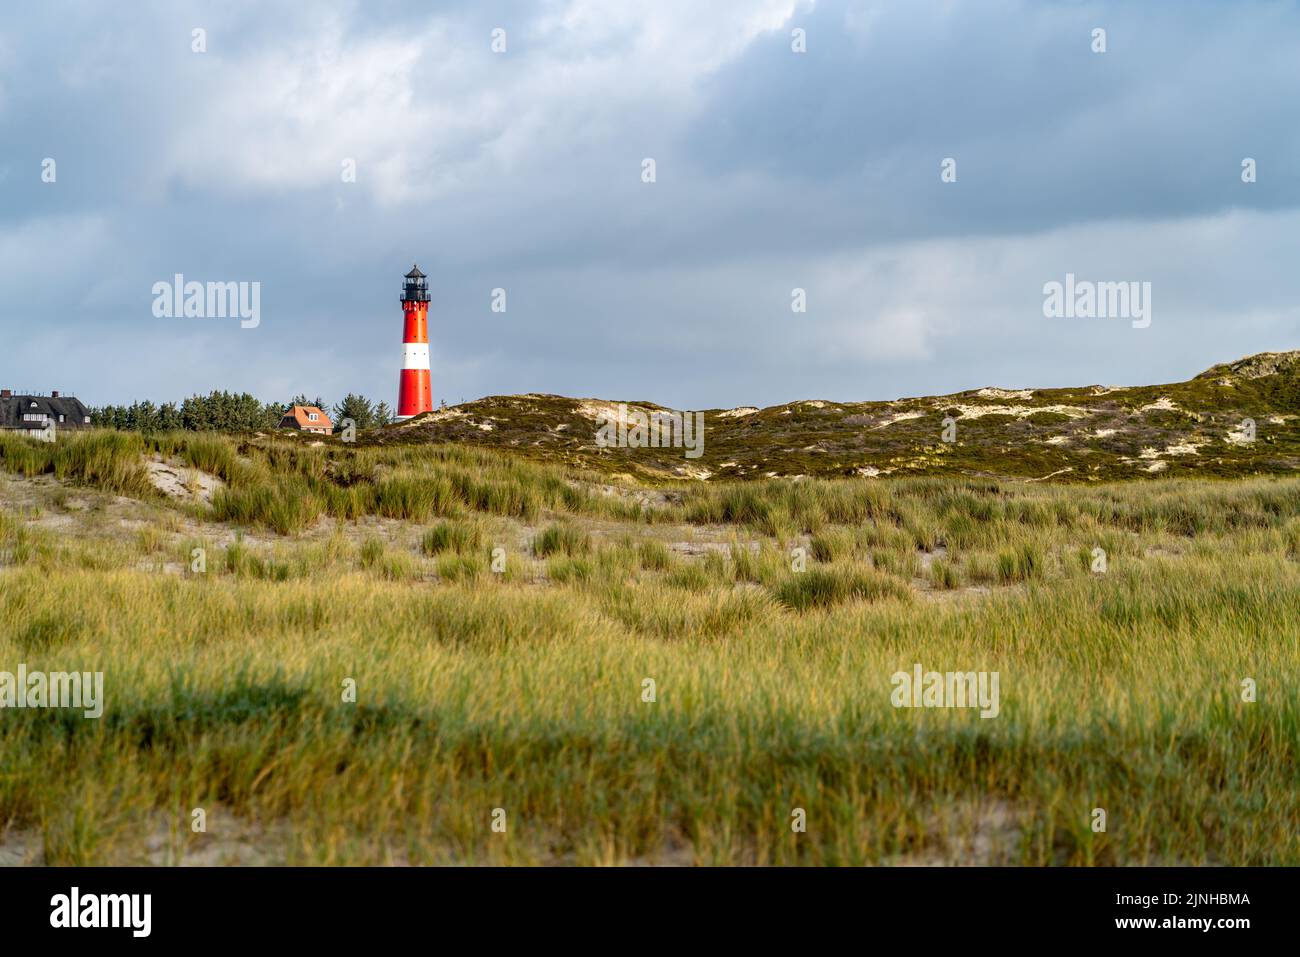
<box><xmin>2</xmin><ymin>0</ymin><xmax>1298</xmax><ymax>410</ymax></box>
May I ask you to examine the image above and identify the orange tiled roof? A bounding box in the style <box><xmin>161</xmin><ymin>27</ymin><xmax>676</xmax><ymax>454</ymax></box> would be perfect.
<box><xmin>283</xmin><ymin>405</ymin><xmax>332</xmax><ymax>429</ymax></box>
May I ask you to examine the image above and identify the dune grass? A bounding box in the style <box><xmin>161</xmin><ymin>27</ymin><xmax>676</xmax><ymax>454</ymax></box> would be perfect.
<box><xmin>0</xmin><ymin>431</ymin><xmax>1298</xmax><ymax>864</ymax></box>
<box><xmin>532</xmin><ymin>522</ymin><xmax>591</xmax><ymax>558</ymax></box>
<box><xmin>0</xmin><ymin>553</ymin><xmax>1294</xmax><ymax>865</ymax></box>
<box><xmin>420</xmin><ymin>519</ymin><xmax>484</xmax><ymax>556</ymax></box>
<box><xmin>0</xmin><ymin>430</ymin><xmax>151</xmax><ymax>496</ymax></box>
<box><xmin>774</xmin><ymin>564</ymin><xmax>912</xmax><ymax>610</ymax></box>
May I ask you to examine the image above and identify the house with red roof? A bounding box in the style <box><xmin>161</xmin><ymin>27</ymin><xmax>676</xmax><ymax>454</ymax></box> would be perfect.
<box><xmin>278</xmin><ymin>404</ymin><xmax>333</xmax><ymax>435</ymax></box>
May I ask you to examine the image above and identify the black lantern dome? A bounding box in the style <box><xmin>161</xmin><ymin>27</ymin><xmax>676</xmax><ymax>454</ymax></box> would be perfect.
<box><xmin>402</xmin><ymin>264</ymin><xmax>431</xmax><ymax>303</ymax></box>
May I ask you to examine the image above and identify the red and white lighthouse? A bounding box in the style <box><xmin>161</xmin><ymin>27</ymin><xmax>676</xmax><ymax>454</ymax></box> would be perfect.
<box><xmin>397</xmin><ymin>265</ymin><xmax>433</xmax><ymax>420</ymax></box>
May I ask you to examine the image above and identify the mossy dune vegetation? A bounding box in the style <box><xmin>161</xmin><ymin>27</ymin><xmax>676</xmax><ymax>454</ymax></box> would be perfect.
<box><xmin>0</xmin><ymin>428</ymin><xmax>1298</xmax><ymax>864</ymax></box>
<box><xmin>379</xmin><ymin>349</ymin><xmax>1300</xmax><ymax>483</ymax></box>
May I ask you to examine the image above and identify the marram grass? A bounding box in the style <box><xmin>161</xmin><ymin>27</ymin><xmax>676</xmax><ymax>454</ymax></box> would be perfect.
<box><xmin>0</xmin><ymin>436</ymin><xmax>1298</xmax><ymax>864</ymax></box>
<box><xmin>1</xmin><ymin>563</ymin><xmax>1294</xmax><ymax>865</ymax></box>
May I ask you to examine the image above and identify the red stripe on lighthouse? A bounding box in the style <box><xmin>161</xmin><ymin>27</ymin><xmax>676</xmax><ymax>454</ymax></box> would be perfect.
<box><xmin>398</xmin><ymin>368</ymin><xmax>432</xmax><ymax>418</ymax></box>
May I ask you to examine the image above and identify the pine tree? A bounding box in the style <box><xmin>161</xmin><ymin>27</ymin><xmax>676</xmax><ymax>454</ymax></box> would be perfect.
<box><xmin>159</xmin><ymin>402</ymin><xmax>183</xmax><ymax>431</ymax></box>
<box><xmin>332</xmin><ymin>393</ymin><xmax>375</xmax><ymax>430</ymax></box>
<box><xmin>134</xmin><ymin>400</ymin><xmax>160</xmax><ymax>432</ymax></box>
<box><xmin>181</xmin><ymin>394</ymin><xmax>213</xmax><ymax>431</ymax></box>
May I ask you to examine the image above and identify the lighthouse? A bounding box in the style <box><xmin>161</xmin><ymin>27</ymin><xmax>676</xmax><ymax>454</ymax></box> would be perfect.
<box><xmin>396</xmin><ymin>265</ymin><xmax>433</xmax><ymax>421</ymax></box>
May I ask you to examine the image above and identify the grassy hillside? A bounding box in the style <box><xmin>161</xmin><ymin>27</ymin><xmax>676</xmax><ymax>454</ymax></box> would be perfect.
<box><xmin>379</xmin><ymin>350</ymin><xmax>1300</xmax><ymax>483</ymax></box>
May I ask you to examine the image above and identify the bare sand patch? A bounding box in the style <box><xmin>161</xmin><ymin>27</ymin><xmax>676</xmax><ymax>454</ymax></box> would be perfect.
<box><xmin>891</xmin><ymin>799</ymin><xmax>1025</xmax><ymax>866</ymax></box>
<box><xmin>146</xmin><ymin>459</ymin><xmax>224</xmax><ymax>504</ymax></box>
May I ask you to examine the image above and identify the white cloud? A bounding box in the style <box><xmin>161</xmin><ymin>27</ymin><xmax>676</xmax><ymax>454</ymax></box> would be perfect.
<box><xmin>165</xmin><ymin>17</ymin><xmax>442</xmax><ymax>204</ymax></box>
<box><xmin>161</xmin><ymin>2</ymin><xmax>805</xmax><ymax>205</ymax></box>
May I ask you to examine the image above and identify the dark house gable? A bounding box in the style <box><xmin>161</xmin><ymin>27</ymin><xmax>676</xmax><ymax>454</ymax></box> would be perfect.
<box><xmin>0</xmin><ymin>391</ymin><xmax>93</xmax><ymax>431</ymax></box>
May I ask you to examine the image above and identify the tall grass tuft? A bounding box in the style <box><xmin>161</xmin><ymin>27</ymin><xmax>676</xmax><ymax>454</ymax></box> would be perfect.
<box><xmin>421</xmin><ymin>519</ymin><xmax>484</xmax><ymax>556</ymax></box>
<box><xmin>373</xmin><ymin>472</ymin><xmax>457</xmax><ymax>522</ymax></box>
<box><xmin>533</xmin><ymin>523</ymin><xmax>591</xmax><ymax>557</ymax></box>
<box><xmin>996</xmin><ymin>543</ymin><xmax>1043</xmax><ymax>583</ymax></box>
<box><xmin>0</xmin><ymin>430</ymin><xmax>155</xmax><ymax>495</ymax></box>
<box><xmin>636</xmin><ymin>539</ymin><xmax>673</xmax><ymax>571</ymax></box>
<box><xmin>211</xmin><ymin>479</ymin><xmax>321</xmax><ymax>534</ymax></box>
<box><xmin>180</xmin><ymin>434</ymin><xmax>241</xmax><ymax>484</ymax></box>
<box><xmin>774</xmin><ymin>565</ymin><xmax>912</xmax><ymax>611</ymax></box>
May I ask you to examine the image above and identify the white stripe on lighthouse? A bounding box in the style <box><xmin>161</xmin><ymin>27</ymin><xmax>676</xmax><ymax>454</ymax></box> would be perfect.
<box><xmin>402</xmin><ymin>343</ymin><xmax>430</xmax><ymax>368</ymax></box>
